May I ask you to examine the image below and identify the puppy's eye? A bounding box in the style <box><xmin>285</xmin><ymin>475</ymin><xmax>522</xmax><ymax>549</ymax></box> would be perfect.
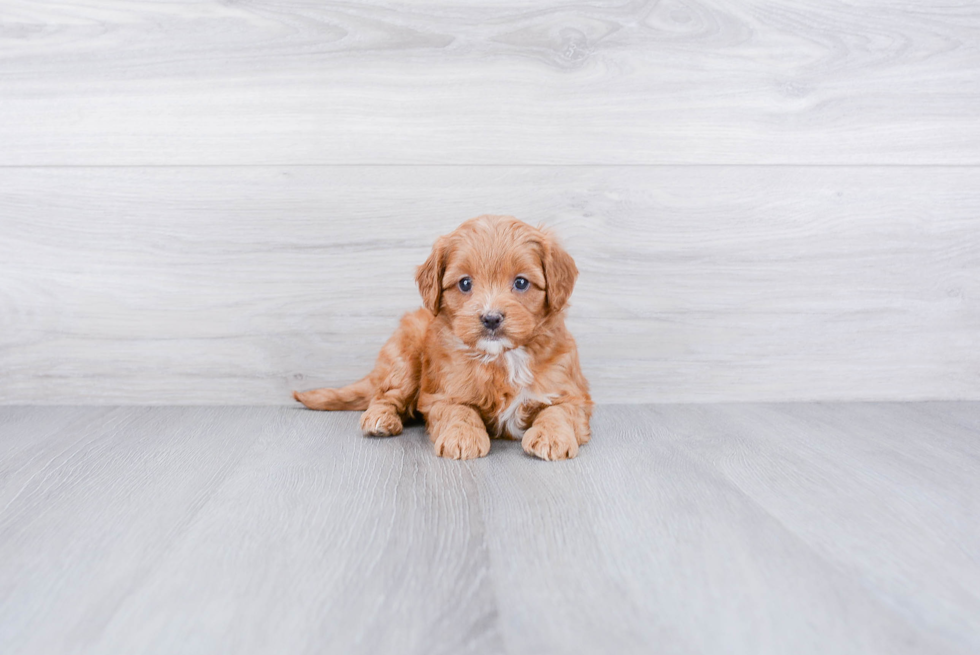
<box><xmin>458</xmin><ymin>277</ymin><xmax>472</xmax><ymax>293</ymax></box>
<box><xmin>513</xmin><ymin>276</ymin><xmax>530</xmax><ymax>292</ymax></box>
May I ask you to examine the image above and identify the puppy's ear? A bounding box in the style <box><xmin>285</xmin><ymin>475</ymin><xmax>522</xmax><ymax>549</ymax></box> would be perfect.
<box><xmin>542</xmin><ymin>232</ymin><xmax>578</xmax><ymax>313</ymax></box>
<box><xmin>416</xmin><ymin>236</ymin><xmax>448</xmax><ymax>315</ymax></box>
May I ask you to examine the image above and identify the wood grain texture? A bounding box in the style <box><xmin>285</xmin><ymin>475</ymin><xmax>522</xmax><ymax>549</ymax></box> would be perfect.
<box><xmin>1</xmin><ymin>166</ymin><xmax>977</xmax><ymax>404</ymax></box>
<box><xmin>1</xmin><ymin>0</ymin><xmax>979</xmax><ymax>165</ymax></box>
<box><xmin>1</xmin><ymin>404</ymin><xmax>978</xmax><ymax>653</ymax></box>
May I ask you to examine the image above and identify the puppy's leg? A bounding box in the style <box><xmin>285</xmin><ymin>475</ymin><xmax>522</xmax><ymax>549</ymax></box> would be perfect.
<box><xmin>425</xmin><ymin>403</ymin><xmax>491</xmax><ymax>460</ymax></box>
<box><xmin>522</xmin><ymin>402</ymin><xmax>590</xmax><ymax>461</ymax></box>
<box><xmin>359</xmin><ymin>309</ymin><xmax>430</xmax><ymax>437</ymax></box>
<box><xmin>360</xmin><ymin>402</ymin><xmax>404</xmax><ymax>437</ymax></box>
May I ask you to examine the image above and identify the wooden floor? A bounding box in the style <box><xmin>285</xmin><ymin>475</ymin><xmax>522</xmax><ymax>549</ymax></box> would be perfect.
<box><xmin>1</xmin><ymin>404</ymin><xmax>977</xmax><ymax>654</ymax></box>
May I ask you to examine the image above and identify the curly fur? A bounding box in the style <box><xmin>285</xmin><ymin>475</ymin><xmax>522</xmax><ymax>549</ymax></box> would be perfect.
<box><xmin>294</xmin><ymin>215</ymin><xmax>593</xmax><ymax>460</ymax></box>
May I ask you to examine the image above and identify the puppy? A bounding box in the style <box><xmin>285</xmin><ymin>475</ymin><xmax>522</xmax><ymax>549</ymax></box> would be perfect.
<box><xmin>294</xmin><ymin>215</ymin><xmax>592</xmax><ymax>460</ymax></box>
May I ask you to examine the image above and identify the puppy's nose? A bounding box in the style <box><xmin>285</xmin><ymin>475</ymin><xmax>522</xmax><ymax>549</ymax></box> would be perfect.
<box><xmin>480</xmin><ymin>312</ymin><xmax>504</xmax><ymax>331</ymax></box>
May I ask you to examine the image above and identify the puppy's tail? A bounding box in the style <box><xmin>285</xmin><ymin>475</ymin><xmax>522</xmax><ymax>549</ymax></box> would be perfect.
<box><xmin>293</xmin><ymin>375</ymin><xmax>373</xmax><ymax>411</ymax></box>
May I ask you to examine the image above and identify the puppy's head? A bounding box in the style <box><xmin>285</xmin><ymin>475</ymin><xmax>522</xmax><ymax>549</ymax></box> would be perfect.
<box><xmin>416</xmin><ymin>215</ymin><xmax>577</xmax><ymax>354</ymax></box>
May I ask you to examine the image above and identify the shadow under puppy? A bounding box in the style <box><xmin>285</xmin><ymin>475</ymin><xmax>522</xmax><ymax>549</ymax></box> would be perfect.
<box><xmin>294</xmin><ymin>215</ymin><xmax>593</xmax><ymax>460</ymax></box>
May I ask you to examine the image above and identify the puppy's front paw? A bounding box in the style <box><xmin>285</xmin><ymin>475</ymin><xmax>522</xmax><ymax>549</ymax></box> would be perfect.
<box><xmin>434</xmin><ymin>424</ymin><xmax>491</xmax><ymax>460</ymax></box>
<box><xmin>360</xmin><ymin>405</ymin><xmax>403</xmax><ymax>437</ymax></box>
<box><xmin>522</xmin><ymin>425</ymin><xmax>578</xmax><ymax>461</ymax></box>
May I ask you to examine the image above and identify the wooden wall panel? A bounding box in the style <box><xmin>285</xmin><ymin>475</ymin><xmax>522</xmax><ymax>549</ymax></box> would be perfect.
<box><xmin>0</xmin><ymin>0</ymin><xmax>978</xmax><ymax>165</ymax></box>
<box><xmin>2</xmin><ymin>166</ymin><xmax>976</xmax><ymax>403</ymax></box>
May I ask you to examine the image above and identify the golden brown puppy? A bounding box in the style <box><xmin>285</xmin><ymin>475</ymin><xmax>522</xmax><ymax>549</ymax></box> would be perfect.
<box><xmin>294</xmin><ymin>215</ymin><xmax>592</xmax><ymax>460</ymax></box>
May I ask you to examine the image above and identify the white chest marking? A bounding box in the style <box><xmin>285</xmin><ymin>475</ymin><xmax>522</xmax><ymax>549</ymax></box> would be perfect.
<box><xmin>503</xmin><ymin>347</ymin><xmax>533</xmax><ymax>387</ymax></box>
<box><xmin>496</xmin><ymin>347</ymin><xmax>552</xmax><ymax>439</ymax></box>
<box><xmin>474</xmin><ymin>337</ymin><xmax>511</xmax><ymax>362</ymax></box>
<box><xmin>450</xmin><ymin>338</ymin><xmax>552</xmax><ymax>438</ymax></box>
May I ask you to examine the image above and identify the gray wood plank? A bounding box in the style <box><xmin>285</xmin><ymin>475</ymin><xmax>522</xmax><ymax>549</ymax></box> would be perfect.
<box><xmin>2</xmin><ymin>166</ymin><xmax>977</xmax><ymax>404</ymax></box>
<box><xmin>0</xmin><ymin>407</ymin><xmax>272</xmax><ymax>654</ymax></box>
<box><xmin>0</xmin><ymin>406</ymin><xmax>113</xmax><ymax>511</ymax></box>
<box><xmin>645</xmin><ymin>403</ymin><xmax>980</xmax><ymax>652</ymax></box>
<box><xmin>88</xmin><ymin>410</ymin><xmax>502</xmax><ymax>655</ymax></box>
<box><xmin>1</xmin><ymin>404</ymin><xmax>978</xmax><ymax>653</ymax></box>
<box><xmin>476</xmin><ymin>406</ymin><xmax>977</xmax><ymax>655</ymax></box>
<box><xmin>1</xmin><ymin>1</ymin><xmax>978</xmax><ymax>164</ymax></box>
<box><xmin>914</xmin><ymin>401</ymin><xmax>980</xmax><ymax>438</ymax></box>
<box><xmin>0</xmin><ymin>407</ymin><xmax>502</xmax><ymax>655</ymax></box>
